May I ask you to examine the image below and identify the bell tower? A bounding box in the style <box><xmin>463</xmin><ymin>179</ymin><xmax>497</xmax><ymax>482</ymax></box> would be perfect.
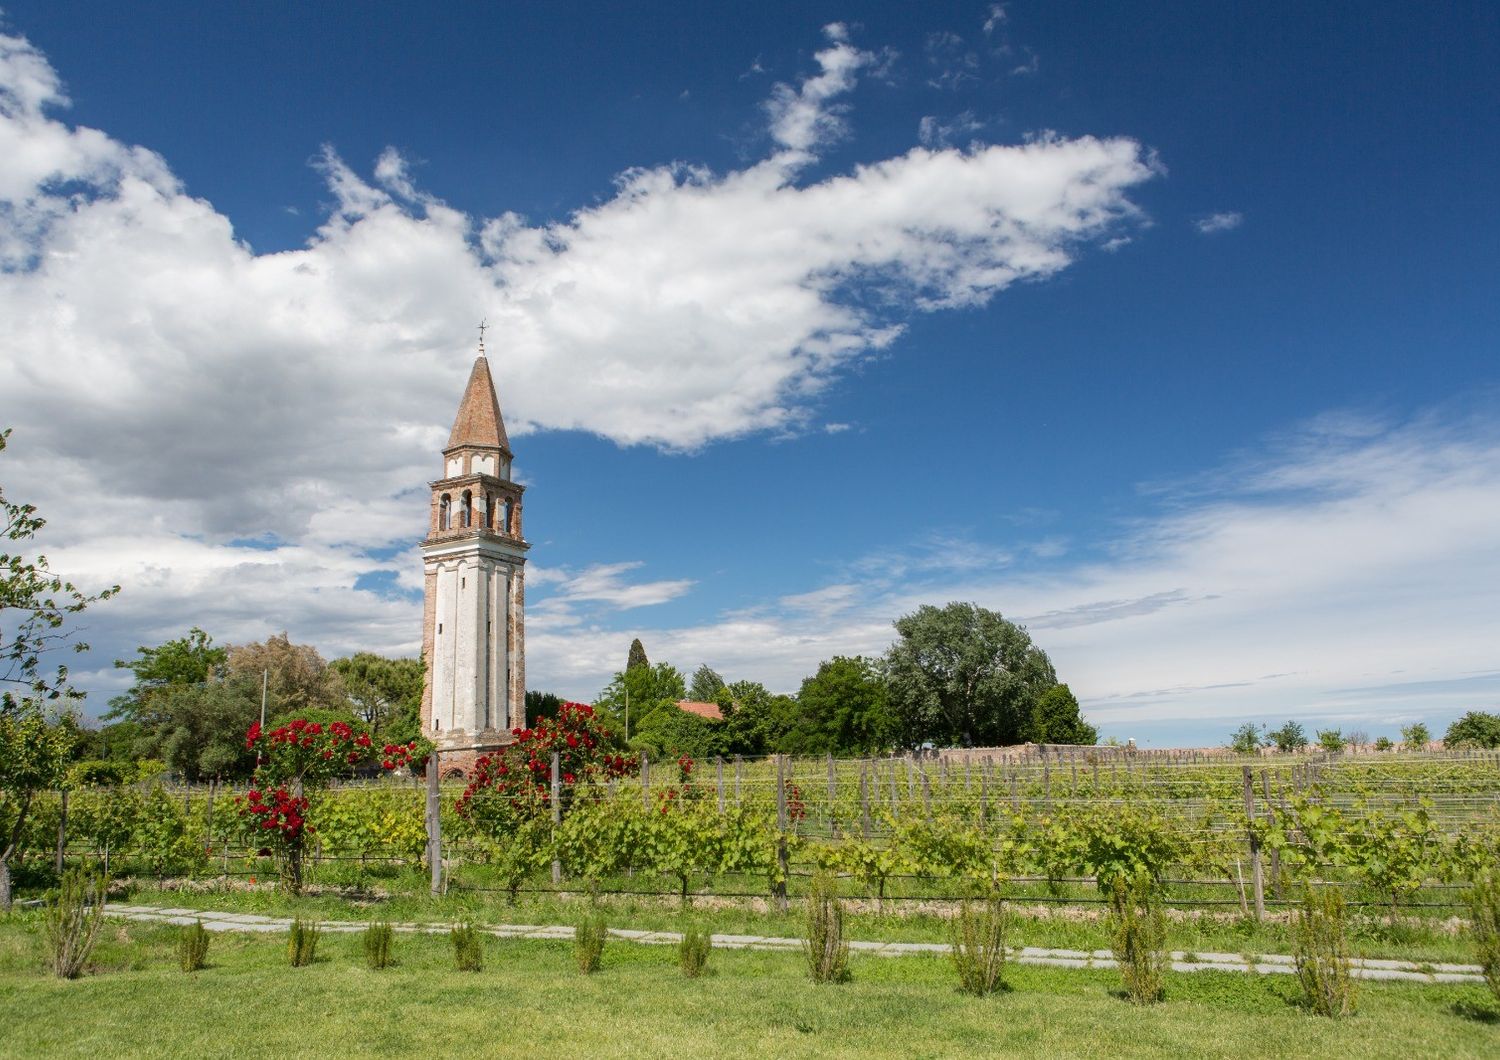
<box><xmin>419</xmin><ymin>334</ymin><xmax>528</xmax><ymax>760</ymax></box>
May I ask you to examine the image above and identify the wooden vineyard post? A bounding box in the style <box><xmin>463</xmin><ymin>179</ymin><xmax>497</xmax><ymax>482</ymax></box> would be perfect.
<box><xmin>1092</xmin><ymin>756</ymin><xmax>1099</xmax><ymax>790</ymax></box>
<box><xmin>1009</xmin><ymin>769</ymin><xmax>1018</xmax><ymax>811</ymax></box>
<box><xmin>774</xmin><ymin>755</ymin><xmax>789</xmax><ymax>913</ymax></box>
<box><xmin>1043</xmin><ymin>758</ymin><xmax>1052</xmax><ymax>810</ymax></box>
<box><xmin>890</xmin><ymin>758</ymin><xmax>900</xmax><ymax>819</ymax></box>
<box><xmin>551</xmin><ymin>752</ymin><xmax>563</xmax><ymax>886</ymax></box>
<box><xmin>1242</xmin><ymin>765</ymin><xmax>1264</xmax><ymax>920</ymax></box>
<box><xmin>426</xmin><ymin>751</ymin><xmax>442</xmax><ymax>896</ymax></box>
<box><xmin>55</xmin><ymin>789</ymin><xmax>67</xmax><ymax>875</ymax></box>
<box><xmin>979</xmin><ymin>769</ymin><xmax>989</xmax><ymax>828</ymax></box>
<box><xmin>826</xmin><ymin>753</ymin><xmax>837</xmax><ymax>806</ymax></box>
<box><xmin>734</xmin><ymin>755</ymin><xmax>743</xmax><ymax>805</ymax></box>
<box><xmin>716</xmin><ymin>756</ymin><xmax>725</xmax><ymax>814</ymax></box>
<box><xmin>641</xmin><ymin>752</ymin><xmax>651</xmax><ymax>811</ymax></box>
<box><xmin>906</xmin><ymin>756</ymin><xmax>915</xmax><ymax>801</ymax></box>
<box><xmin>921</xmin><ymin>771</ymin><xmax>932</xmax><ymax>817</ymax></box>
<box><xmin>1070</xmin><ymin>759</ymin><xmax>1078</xmax><ymax>793</ymax></box>
<box><xmin>860</xmin><ymin>763</ymin><xmax>872</xmax><ymax>838</ymax></box>
<box><xmin>965</xmin><ymin>754</ymin><xmax>972</xmax><ymax>792</ymax></box>
<box><xmin>1261</xmin><ymin>769</ymin><xmax>1281</xmax><ymax>899</ymax></box>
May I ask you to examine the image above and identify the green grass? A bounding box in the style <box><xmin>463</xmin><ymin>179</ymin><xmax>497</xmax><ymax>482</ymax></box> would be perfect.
<box><xmin>0</xmin><ymin>914</ymin><xmax>1495</xmax><ymax>1059</ymax></box>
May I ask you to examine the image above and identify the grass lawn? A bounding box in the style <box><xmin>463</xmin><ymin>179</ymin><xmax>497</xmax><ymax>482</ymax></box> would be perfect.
<box><xmin>1</xmin><ymin>914</ymin><xmax>1496</xmax><ymax>1059</ymax></box>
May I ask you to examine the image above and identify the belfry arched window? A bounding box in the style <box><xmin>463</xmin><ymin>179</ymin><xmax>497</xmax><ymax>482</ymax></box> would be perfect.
<box><xmin>503</xmin><ymin>499</ymin><xmax>514</xmax><ymax>535</ymax></box>
<box><xmin>439</xmin><ymin>494</ymin><xmax>452</xmax><ymax>531</ymax></box>
<box><xmin>461</xmin><ymin>490</ymin><xmax>473</xmax><ymax>528</ymax></box>
<box><xmin>484</xmin><ymin>492</ymin><xmax>495</xmax><ymax>529</ymax></box>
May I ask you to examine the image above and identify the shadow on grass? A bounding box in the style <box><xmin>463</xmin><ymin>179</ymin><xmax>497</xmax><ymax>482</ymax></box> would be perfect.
<box><xmin>1450</xmin><ymin>998</ymin><xmax>1500</xmax><ymax>1024</ymax></box>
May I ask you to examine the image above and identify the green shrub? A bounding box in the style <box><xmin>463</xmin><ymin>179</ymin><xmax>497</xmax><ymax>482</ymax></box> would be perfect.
<box><xmin>1374</xmin><ymin>736</ymin><xmax>1393</xmax><ymax>751</ymax></box>
<box><xmin>1469</xmin><ymin>870</ymin><xmax>1500</xmax><ymax>1002</ymax></box>
<box><xmin>451</xmin><ymin>923</ymin><xmax>483</xmax><ymax>971</ymax></box>
<box><xmin>1109</xmin><ymin>874</ymin><xmax>1166</xmax><ymax>1004</ymax></box>
<box><xmin>287</xmin><ymin>918</ymin><xmax>320</xmax><ymax>967</ymax></box>
<box><xmin>804</xmin><ymin>870</ymin><xmax>850</xmax><ymax>984</ymax></box>
<box><xmin>1400</xmin><ymin>722</ymin><xmax>1431</xmax><ymax>750</ymax></box>
<box><xmin>177</xmin><ymin>922</ymin><xmax>210</xmax><ymax>972</ymax></box>
<box><xmin>1316</xmin><ymin>729</ymin><xmax>1346</xmax><ymax>754</ymax></box>
<box><xmin>679</xmin><ymin>924</ymin><xmax>712</xmax><ymax>978</ymax></box>
<box><xmin>575</xmin><ymin>911</ymin><xmax>607</xmax><ymax>974</ymax></box>
<box><xmin>950</xmin><ymin>893</ymin><xmax>1009</xmax><ymax>996</ymax></box>
<box><xmin>1266</xmin><ymin>721</ymin><xmax>1308</xmax><ymax>753</ymax></box>
<box><xmin>44</xmin><ymin>868</ymin><xmax>108</xmax><ymax>979</ymax></box>
<box><xmin>1294</xmin><ymin>885</ymin><xmax>1357</xmax><ymax>1017</ymax></box>
<box><xmin>1227</xmin><ymin>723</ymin><xmax>1262</xmax><ymax>755</ymax></box>
<box><xmin>364</xmin><ymin>921</ymin><xmax>394</xmax><ymax>970</ymax></box>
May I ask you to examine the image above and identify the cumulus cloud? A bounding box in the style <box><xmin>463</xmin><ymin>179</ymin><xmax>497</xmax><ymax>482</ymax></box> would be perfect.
<box><xmin>1194</xmin><ymin>210</ymin><xmax>1243</xmax><ymax>234</ymax></box>
<box><xmin>917</xmin><ymin>110</ymin><xmax>985</xmax><ymax>148</ymax></box>
<box><xmin>0</xmin><ymin>24</ymin><xmax>1155</xmax><ymax>708</ymax></box>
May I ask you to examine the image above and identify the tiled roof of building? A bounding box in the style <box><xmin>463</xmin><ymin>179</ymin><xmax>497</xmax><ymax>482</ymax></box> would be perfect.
<box><xmin>675</xmin><ymin>700</ymin><xmax>724</xmax><ymax>721</ymax></box>
<box><xmin>446</xmin><ymin>356</ymin><xmax>511</xmax><ymax>452</ymax></box>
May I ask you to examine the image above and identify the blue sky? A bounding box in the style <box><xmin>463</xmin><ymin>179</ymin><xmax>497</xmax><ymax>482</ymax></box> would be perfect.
<box><xmin>1</xmin><ymin>2</ymin><xmax>1496</xmax><ymax>746</ymax></box>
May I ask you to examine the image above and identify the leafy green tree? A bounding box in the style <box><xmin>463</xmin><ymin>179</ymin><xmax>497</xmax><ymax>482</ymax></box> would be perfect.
<box><xmin>688</xmin><ymin>664</ymin><xmax>726</xmax><ymax>703</ymax></box>
<box><xmin>137</xmin><ymin>675</ymin><xmax>262</xmax><ymax>781</ymax></box>
<box><xmin>1028</xmin><ymin>684</ymin><xmax>1096</xmax><ymax>745</ymax></box>
<box><xmin>626</xmin><ymin>638</ymin><xmax>649</xmax><ymax>672</ymax></box>
<box><xmin>595</xmin><ymin>662</ymin><xmax>686</xmax><ymax>739</ymax></box>
<box><xmin>1228</xmin><ymin>723</ymin><xmax>1263</xmax><ymax>755</ymax></box>
<box><xmin>1</xmin><ymin>708</ymin><xmax>75</xmax><ymax>908</ymax></box>
<box><xmin>1</xmin><ymin>429</ymin><xmax>119</xmax><ymax>715</ymax></box>
<box><xmin>113</xmin><ymin>628</ymin><xmax>225</xmax><ymax>698</ymax></box>
<box><xmin>1400</xmin><ymin>722</ymin><xmax>1431</xmax><ymax>750</ymax></box>
<box><xmin>884</xmin><ymin>602</ymin><xmax>1058</xmax><ymax>748</ymax></box>
<box><xmin>1266</xmin><ymin>721</ymin><xmax>1309</xmax><ymax>753</ymax></box>
<box><xmin>632</xmin><ymin>705</ymin><xmax>719</xmax><ymax>761</ymax></box>
<box><xmin>328</xmin><ymin>653</ymin><xmax>422</xmax><ymax>736</ymax></box>
<box><xmin>1317</xmin><ymin>729</ymin><xmax>1346</xmax><ymax>754</ymax></box>
<box><xmin>1445</xmin><ymin>712</ymin><xmax>1500</xmax><ymax>750</ymax></box>
<box><xmin>715</xmin><ymin>680</ymin><xmax>800</xmax><ymax>756</ymax></box>
<box><xmin>794</xmin><ymin>656</ymin><xmax>892</xmax><ymax>754</ymax></box>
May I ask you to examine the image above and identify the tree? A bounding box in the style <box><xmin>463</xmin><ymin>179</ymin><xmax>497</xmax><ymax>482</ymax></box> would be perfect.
<box><xmin>107</xmin><ymin>627</ymin><xmax>227</xmax><ymax>727</ymax></box>
<box><xmin>1445</xmin><ymin>712</ymin><xmax>1500</xmax><ymax>750</ymax></box>
<box><xmin>1400</xmin><ymin>722</ymin><xmax>1431</xmax><ymax>750</ymax></box>
<box><xmin>328</xmin><ymin>653</ymin><xmax>422</xmax><ymax>736</ymax></box>
<box><xmin>524</xmin><ymin>690</ymin><xmax>563</xmax><ymax>724</ymax></box>
<box><xmin>1266</xmin><ymin>721</ymin><xmax>1308</xmax><ymax>753</ymax></box>
<box><xmin>632</xmin><ymin>704</ymin><xmax>719</xmax><ymax>761</ymax></box>
<box><xmin>715</xmin><ymin>680</ymin><xmax>800</xmax><ymax>756</ymax></box>
<box><xmin>135</xmin><ymin>674</ymin><xmax>262</xmax><ymax>781</ymax></box>
<box><xmin>225</xmin><ymin>633</ymin><xmax>345</xmax><ymax>714</ymax></box>
<box><xmin>626</xmin><ymin>638</ymin><xmax>649</xmax><ymax>672</ymax></box>
<box><xmin>688</xmin><ymin>664</ymin><xmax>726</xmax><ymax>704</ymax></box>
<box><xmin>594</xmin><ymin>662</ymin><xmax>685</xmax><ymax>739</ymax></box>
<box><xmin>1029</xmin><ymin>683</ymin><xmax>1096</xmax><ymax>745</ymax></box>
<box><xmin>1</xmin><ymin>429</ymin><xmax>119</xmax><ymax>714</ymax></box>
<box><xmin>883</xmin><ymin>603</ymin><xmax>1058</xmax><ymax>748</ymax></box>
<box><xmin>795</xmin><ymin>656</ymin><xmax>892</xmax><ymax>754</ymax></box>
<box><xmin>1317</xmin><ymin>729</ymin><xmax>1346</xmax><ymax>754</ymax></box>
<box><xmin>1</xmin><ymin>708</ymin><xmax>74</xmax><ymax>908</ymax></box>
<box><xmin>1228</xmin><ymin>723</ymin><xmax>1263</xmax><ymax>755</ymax></box>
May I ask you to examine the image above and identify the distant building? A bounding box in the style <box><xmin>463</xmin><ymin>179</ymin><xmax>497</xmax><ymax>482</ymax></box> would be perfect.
<box><xmin>675</xmin><ymin>700</ymin><xmax>724</xmax><ymax>721</ymax></box>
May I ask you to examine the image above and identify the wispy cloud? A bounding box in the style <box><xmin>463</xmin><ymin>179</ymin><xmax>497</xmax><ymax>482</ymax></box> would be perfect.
<box><xmin>1194</xmin><ymin>211</ymin><xmax>1243</xmax><ymax>234</ymax></box>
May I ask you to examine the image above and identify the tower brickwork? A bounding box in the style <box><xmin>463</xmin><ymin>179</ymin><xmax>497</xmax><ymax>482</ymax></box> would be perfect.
<box><xmin>420</xmin><ymin>352</ymin><xmax>528</xmax><ymax>772</ymax></box>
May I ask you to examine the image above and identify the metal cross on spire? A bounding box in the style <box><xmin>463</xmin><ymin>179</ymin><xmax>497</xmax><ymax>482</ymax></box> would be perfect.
<box><xmin>476</xmin><ymin>318</ymin><xmax>488</xmax><ymax>354</ymax></box>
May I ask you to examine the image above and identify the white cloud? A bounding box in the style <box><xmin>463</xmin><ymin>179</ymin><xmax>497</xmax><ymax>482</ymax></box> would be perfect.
<box><xmin>1194</xmin><ymin>211</ymin><xmax>1243</xmax><ymax>234</ymax></box>
<box><xmin>0</xmin><ymin>24</ymin><xmax>1155</xmax><ymax>711</ymax></box>
<box><xmin>917</xmin><ymin>111</ymin><xmax>985</xmax><ymax>148</ymax></box>
<box><xmin>520</xmin><ymin>409</ymin><xmax>1500</xmax><ymax>736</ymax></box>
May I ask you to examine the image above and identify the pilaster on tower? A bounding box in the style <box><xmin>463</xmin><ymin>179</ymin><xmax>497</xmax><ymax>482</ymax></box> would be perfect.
<box><xmin>419</xmin><ymin>348</ymin><xmax>528</xmax><ymax>770</ymax></box>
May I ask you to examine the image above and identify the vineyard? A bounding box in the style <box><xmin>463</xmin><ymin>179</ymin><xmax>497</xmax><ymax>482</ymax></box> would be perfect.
<box><xmin>15</xmin><ymin>747</ymin><xmax>1500</xmax><ymax>917</ymax></box>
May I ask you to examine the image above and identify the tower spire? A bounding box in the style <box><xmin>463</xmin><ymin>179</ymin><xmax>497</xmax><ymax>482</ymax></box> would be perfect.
<box><xmin>446</xmin><ymin>350</ymin><xmax>511</xmax><ymax>453</ymax></box>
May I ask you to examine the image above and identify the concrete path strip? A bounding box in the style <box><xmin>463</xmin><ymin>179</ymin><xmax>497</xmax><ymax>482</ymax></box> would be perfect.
<box><xmin>102</xmin><ymin>903</ymin><xmax>1485</xmax><ymax>985</ymax></box>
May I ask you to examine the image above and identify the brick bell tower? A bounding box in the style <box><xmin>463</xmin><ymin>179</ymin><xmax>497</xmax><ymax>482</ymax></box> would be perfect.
<box><xmin>419</xmin><ymin>333</ymin><xmax>528</xmax><ymax>769</ymax></box>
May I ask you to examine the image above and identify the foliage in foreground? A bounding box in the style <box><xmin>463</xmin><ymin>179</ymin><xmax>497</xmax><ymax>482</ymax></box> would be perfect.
<box><xmin>43</xmin><ymin>867</ymin><xmax>108</xmax><ymax>978</ymax></box>
<box><xmin>1109</xmin><ymin>873</ymin><xmax>1166</xmax><ymax>1005</ymax></box>
<box><xmin>364</xmin><ymin>921</ymin><xmax>394</xmax><ymax>970</ymax></box>
<box><xmin>950</xmin><ymin>892</ymin><xmax>1009</xmax><ymax>996</ymax></box>
<box><xmin>177</xmin><ymin>922</ymin><xmax>210</xmax><ymax>972</ymax></box>
<box><xmin>679</xmin><ymin>924</ymin><xmax>712</xmax><ymax>978</ymax></box>
<box><xmin>1469</xmin><ymin>870</ymin><xmax>1500</xmax><ymax>1002</ymax></box>
<box><xmin>1294</xmin><ymin>885</ymin><xmax>1357</xmax><ymax>1018</ymax></box>
<box><xmin>575</xmin><ymin>910</ymin><xmax>607</xmax><ymax>974</ymax></box>
<box><xmin>451</xmin><ymin>923</ymin><xmax>483</xmax><ymax>971</ymax></box>
<box><xmin>804</xmin><ymin>870</ymin><xmax>851</xmax><ymax>984</ymax></box>
<box><xmin>287</xmin><ymin>918</ymin><xmax>320</xmax><ymax>967</ymax></box>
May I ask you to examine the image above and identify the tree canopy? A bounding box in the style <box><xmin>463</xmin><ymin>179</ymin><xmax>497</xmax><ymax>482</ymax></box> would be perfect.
<box><xmin>883</xmin><ymin>602</ymin><xmax>1064</xmax><ymax>748</ymax></box>
<box><xmin>1445</xmin><ymin>711</ymin><xmax>1500</xmax><ymax>749</ymax></box>
<box><xmin>328</xmin><ymin>653</ymin><xmax>422</xmax><ymax>738</ymax></box>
